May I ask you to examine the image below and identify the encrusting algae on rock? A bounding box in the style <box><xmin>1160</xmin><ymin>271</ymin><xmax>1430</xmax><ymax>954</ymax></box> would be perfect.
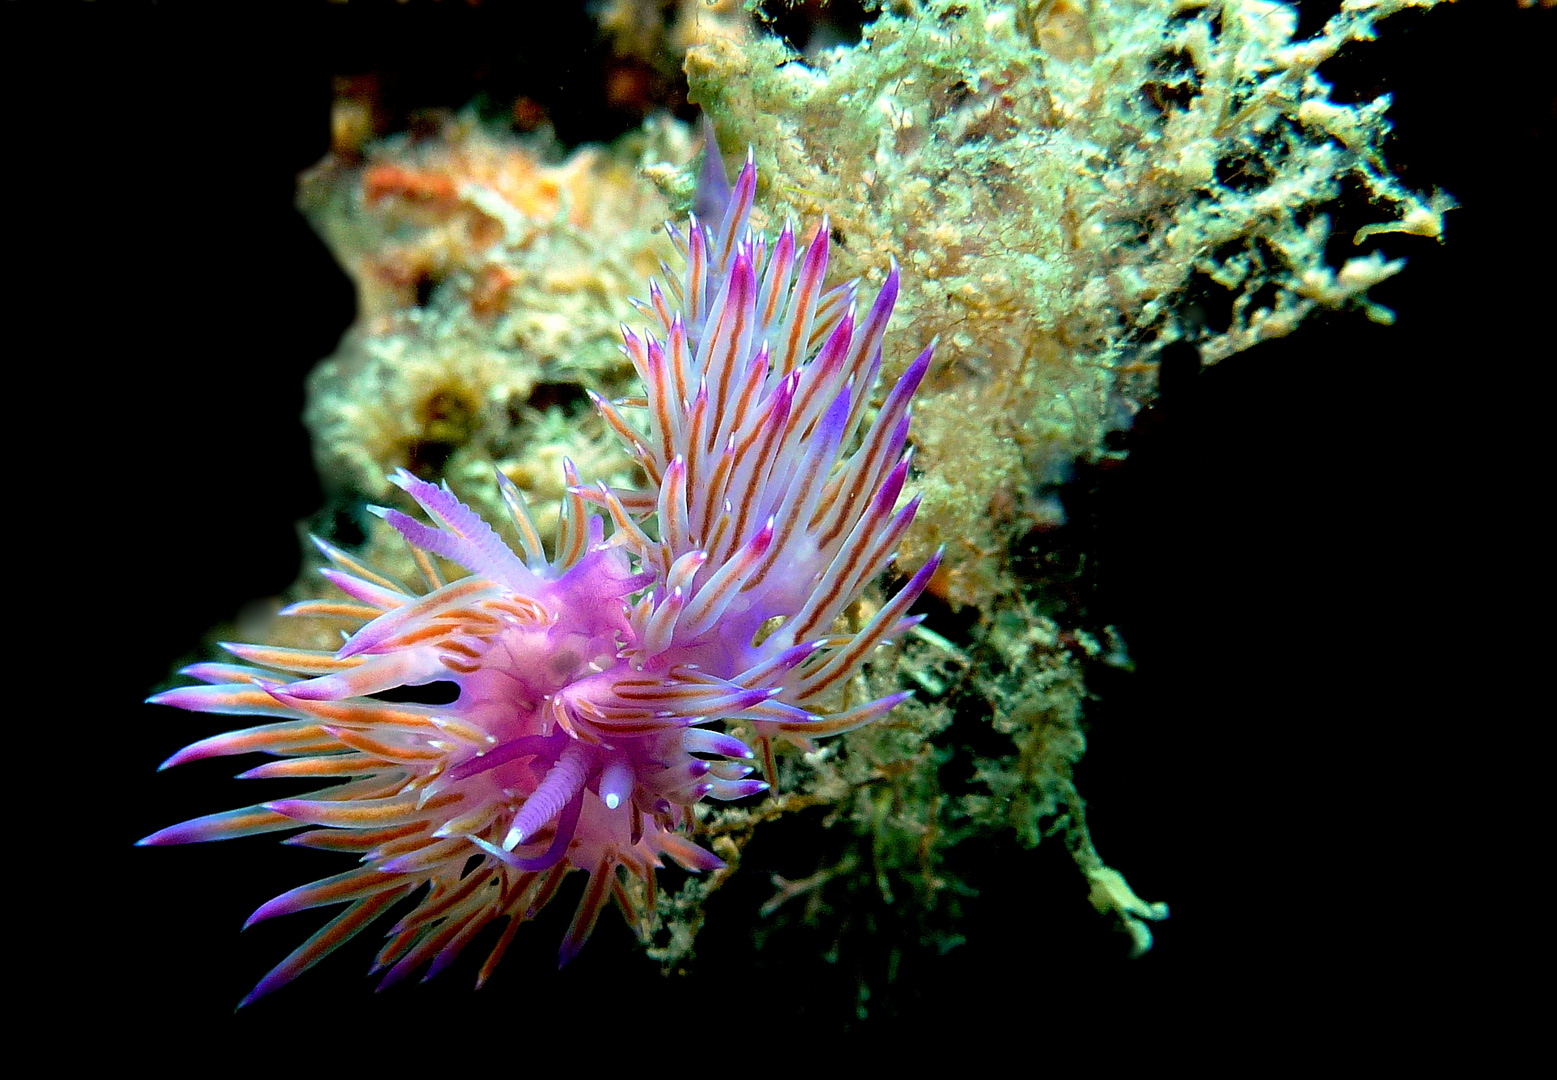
<box><xmin>687</xmin><ymin>0</ymin><xmax>1452</xmax><ymax>607</ymax></box>
<box><xmin>299</xmin><ymin>115</ymin><xmax>702</xmax><ymax>543</ymax></box>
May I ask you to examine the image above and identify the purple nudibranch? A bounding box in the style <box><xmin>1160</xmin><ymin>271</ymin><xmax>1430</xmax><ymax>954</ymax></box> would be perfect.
<box><xmin>142</xmin><ymin>145</ymin><xmax>939</xmax><ymax>1003</ymax></box>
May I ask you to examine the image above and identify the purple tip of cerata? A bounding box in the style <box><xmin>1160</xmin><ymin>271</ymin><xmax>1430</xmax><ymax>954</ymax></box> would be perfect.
<box><xmin>693</xmin><ymin>114</ymin><xmax>734</xmax><ymax>224</ymax></box>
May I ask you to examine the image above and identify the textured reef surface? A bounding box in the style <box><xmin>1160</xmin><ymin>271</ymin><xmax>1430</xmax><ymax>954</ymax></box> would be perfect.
<box><xmin>688</xmin><ymin>0</ymin><xmax>1451</xmax><ymax>606</ymax></box>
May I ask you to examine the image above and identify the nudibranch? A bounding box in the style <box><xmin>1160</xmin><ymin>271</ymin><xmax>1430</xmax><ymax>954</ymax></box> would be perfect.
<box><xmin>143</xmin><ymin>145</ymin><xmax>938</xmax><ymax>1003</ymax></box>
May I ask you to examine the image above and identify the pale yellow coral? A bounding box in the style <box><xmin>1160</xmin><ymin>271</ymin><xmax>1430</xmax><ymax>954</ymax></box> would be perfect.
<box><xmin>687</xmin><ymin>0</ymin><xmax>1449</xmax><ymax>607</ymax></box>
<box><xmin>299</xmin><ymin>115</ymin><xmax>693</xmax><ymax>525</ymax></box>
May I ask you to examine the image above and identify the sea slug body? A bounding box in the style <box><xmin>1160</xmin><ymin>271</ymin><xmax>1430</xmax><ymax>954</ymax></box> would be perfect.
<box><xmin>142</xmin><ymin>148</ymin><xmax>939</xmax><ymax>1002</ymax></box>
